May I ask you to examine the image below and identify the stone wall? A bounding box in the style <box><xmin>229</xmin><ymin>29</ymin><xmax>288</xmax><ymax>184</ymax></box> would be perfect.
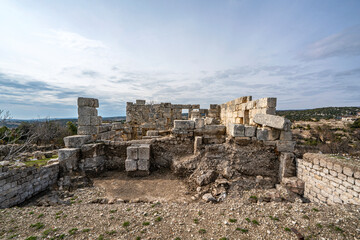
<box><xmin>297</xmin><ymin>153</ymin><xmax>360</xmax><ymax>205</ymax></box>
<box><xmin>0</xmin><ymin>163</ymin><xmax>59</xmax><ymax>208</ymax></box>
<box><xmin>220</xmin><ymin>96</ymin><xmax>276</xmax><ymax>126</ymax></box>
<box><xmin>126</xmin><ymin>100</ymin><xmax>201</xmax><ymax>130</ymax></box>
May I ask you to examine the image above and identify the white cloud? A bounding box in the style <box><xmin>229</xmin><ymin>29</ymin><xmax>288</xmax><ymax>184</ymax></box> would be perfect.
<box><xmin>300</xmin><ymin>25</ymin><xmax>360</xmax><ymax>60</ymax></box>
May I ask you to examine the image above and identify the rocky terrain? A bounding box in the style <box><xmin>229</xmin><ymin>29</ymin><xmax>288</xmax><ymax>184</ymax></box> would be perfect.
<box><xmin>1</xmin><ymin>185</ymin><xmax>359</xmax><ymax>240</ymax></box>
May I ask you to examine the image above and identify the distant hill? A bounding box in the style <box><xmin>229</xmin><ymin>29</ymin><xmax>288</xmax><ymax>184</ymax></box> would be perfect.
<box><xmin>277</xmin><ymin>107</ymin><xmax>360</xmax><ymax>121</ymax></box>
<box><xmin>3</xmin><ymin>116</ymin><xmax>126</xmax><ymax>128</ymax></box>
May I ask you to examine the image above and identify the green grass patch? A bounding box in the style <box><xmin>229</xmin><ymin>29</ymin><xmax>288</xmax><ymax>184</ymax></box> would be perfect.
<box><xmin>122</xmin><ymin>221</ymin><xmax>130</xmax><ymax>227</ymax></box>
<box><xmin>24</xmin><ymin>155</ymin><xmax>58</xmax><ymax>167</ymax></box>
<box><xmin>30</xmin><ymin>222</ymin><xmax>44</xmax><ymax>230</ymax></box>
<box><xmin>106</xmin><ymin>230</ymin><xmax>117</xmax><ymax>235</ymax></box>
<box><xmin>198</xmin><ymin>229</ymin><xmax>206</xmax><ymax>234</ymax></box>
<box><xmin>68</xmin><ymin>228</ymin><xmax>78</xmax><ymax>235</ymax></box>
<box><xmin>269</xmin><ymin>216</ymin><xmax>279</xmax><ymax>221</ymax></box>
<box><xmin>252</xmin><ymin>220</ymin><xmax>259</xmax><ymax>225</ymax></box>
<box><xmin>193</xmin><ymin>218</ymin><xmax>199</xmax><ymax>224</ymax></box>
<box><xmin>25</xmin><ymin>237</ymin><xmax>37</xmax><ymax>240</ymax></box>
<box><xmin>82</xmin><ymin>229</ymin><xmax>90</xmax><ymax>232</ymax></box>
<box><xmin>142</xmin><ymin>222</ymin><xmax>150</xmax><ymax>226</ymax></box>
<box><xmin>229</xmin><ymin>218</ymin><xmax>237</xmax><ymax>223</ymax></box>
<box><xmin>236</xmin><ymin>228</ymin><xmax>248</xmax><ymax>233</ymax></box>
<box><xmin>155</xmin><ymin>216</ymin><xmax>162</xmax><ymax>222</ymax></box>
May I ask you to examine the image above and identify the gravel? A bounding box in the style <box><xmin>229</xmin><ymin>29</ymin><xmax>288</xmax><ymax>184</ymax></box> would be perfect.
<box><xmin>1</xmin><ymin>186</ymin><xmax>360</xmax><ymax>240</ymax></box>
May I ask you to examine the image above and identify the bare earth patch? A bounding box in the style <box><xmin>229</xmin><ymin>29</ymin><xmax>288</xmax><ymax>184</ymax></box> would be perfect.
<box><xmin>93</xmin><ymin>170</ymin><xmax>192</xmax><ymax>203</ymax></box>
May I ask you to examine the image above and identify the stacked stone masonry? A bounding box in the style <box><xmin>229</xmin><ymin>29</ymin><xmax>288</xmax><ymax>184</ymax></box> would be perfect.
<box><xmin>297</xmin><ymin>153</ymin><xmax>360</xmax><ymax>205</ymax></box>
<box><xmin>0</xmin><ymin>164</ymin><xmax>59</xmax><ymax>208</ymax></box>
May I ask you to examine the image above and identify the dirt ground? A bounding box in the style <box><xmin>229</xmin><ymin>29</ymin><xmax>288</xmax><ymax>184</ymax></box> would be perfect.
<box><xmin>93</xmin><ymin>170</ymin><xmax>192</xmax><ymax>203</ymax></box>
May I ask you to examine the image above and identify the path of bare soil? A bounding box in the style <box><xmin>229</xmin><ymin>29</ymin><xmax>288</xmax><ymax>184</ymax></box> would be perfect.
<box><xmin>93</xmin><ymin>170</ymin><xmax>192</xmax><ymax>203</ymax></box>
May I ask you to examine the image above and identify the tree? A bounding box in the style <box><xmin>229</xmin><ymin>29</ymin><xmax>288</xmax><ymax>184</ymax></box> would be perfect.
<box><xmin>0</xmin><ymin>110</ymin><xmax>38</xmax><ymax>161</ymax></box>
<box><xmin>67</xmin><ymin>121</ymin><xmax>77</xmax><ymax>135</ymax></box>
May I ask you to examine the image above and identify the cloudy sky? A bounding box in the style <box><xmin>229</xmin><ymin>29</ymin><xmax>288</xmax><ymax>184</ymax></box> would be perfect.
<box><xmin>0</xmin><ymin>0</ymin><xmax>360</xmax><ymax>119</ymax></box>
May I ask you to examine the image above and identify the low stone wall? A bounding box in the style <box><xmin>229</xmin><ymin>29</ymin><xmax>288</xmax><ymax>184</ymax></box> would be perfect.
<box><xmin>297</xmin><ymin>153</ymin><xmax>360</xmax><ymax>205</ymax></box>
<box><xmin>0</xmin><ymin>163</ymin><xmax>59</xmax><ymax>208</ymax></box>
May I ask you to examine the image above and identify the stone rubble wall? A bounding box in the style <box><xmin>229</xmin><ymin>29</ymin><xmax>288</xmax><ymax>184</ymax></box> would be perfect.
<box><xmin>297</xmin><ymin>153</ymin><xmax>360</xmax><ymax>205</ymax></box>
<box><xmin>0</xmin><ymin>164</ymin><xmax>59</xmax><ymax>208</ymax></box>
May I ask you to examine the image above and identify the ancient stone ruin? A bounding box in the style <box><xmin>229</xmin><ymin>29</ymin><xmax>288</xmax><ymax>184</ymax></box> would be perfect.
<box><xmin>1</xmin><ymin>96</ymin><xmax>360</xmax><ymax>208</ymax></box>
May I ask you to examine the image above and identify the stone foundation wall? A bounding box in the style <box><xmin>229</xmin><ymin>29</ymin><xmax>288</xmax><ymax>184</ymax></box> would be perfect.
<box><xmin>0</xmin><ymin>164</ymin><xmax>59</xmax><ymax>208</ymax></box>
<box><xmin>297</xmin><ymin>153</ymin><xmax>360</xmax><ymax>205</ymax></box>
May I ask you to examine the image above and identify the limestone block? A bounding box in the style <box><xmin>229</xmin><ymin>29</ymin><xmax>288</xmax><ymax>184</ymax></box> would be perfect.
<box><xmin>64</xmin><ymin>135</ymin><xmax>92</xmax><ymax>148</ymax></box>
<box><xmin>78</xmin><ymin>126</ymin><xmax>99</xmax><ymax>135</ymax></box>
<box><xmin>244</xmin><ymin>125</ymin><xmax>256</xmax><ymax>137</ymax></box>
<box><xmin>112</xmin><ymin>122</ymin><xmax>123</xmax><ymax>130</ymax></box>
<box><xmin>90</xmin><ymin>116</ymin><xmax>102</xmax><ymax>125</ymax></box>
<box><xmin>127</xmin><ymin>146</ymin><xmax>138</xmax><ymax>160</ymax></box>
<box><xmin>253</xmin><ymin>114</ymin><xmax>291</xmax><ymax>130</ymax></box>
<box><xmin>343</xmin><ymin>167</ymin><xmax>353</xmax><ymax>177</ymax></box>
<box><xmin>136</xmin><ymin>100</ymin><xmax>146</xmax><ymax>105</ymax></box>
<box><xmin>228</xmin><ymin>124</ymin><xmax>245</xmax><ymax>137</ymax></box>
<box><xmin>256</xmin><ymin>97</ymin><xmax>277</xmax><ymax>108</ymax></box>
<box><xmin>256</xmin><ymin>128</ymin><xmax>269</xmax><ymax>141</ymax></box>
<box><xmin>80</xmin><ymin>156</ymin><xmax>105</xmax><ymax>173</ymax></box>
<box><xmin>125</xmin><ymin>159</ymin><xmax>137</xmax><ymax>171</ymax></box>
<box><xmin>258</xmin><ymin>108</ymin><xmax>276</xmax><ymax>115</ymax></box>
<box><xmin>174</xmin><ymin>120</ymin><xmax>195</xmax><ymax>130</ymax></box>
<box><xmin>138</xmin><ymin>144</ymin><xmax>150</xmax><ymax>160</ymax></box>
<box><xmin>99</xmin><ymin>124</ymin><xmax>112</xmax><ymax>133</ymax></box>
<box><xmin>78</xmin><ymin>106</ymin><xmax>98</xmax><ymax>116</ymax></box>
<box><xmin>210</xmin><ymin>104</ymin><xmax>219</xmax><ymax>109</ymax></box>
<box><xmin>138</xmin><ymin>159</ymin><xmax>150</xmax><ymax>171</ymax></box>
<box><xmin>78</xmin><ymin>97</ymin><xmax>99</xmax><ymax>108</ymax></box>
<box><xmin>267</xmin><ymin>128</ymin><xmax>280</xmax><ymax>140</ymax></box>
<box><xmin>78</xmin><ymin>116</ymin><xmax>91</xmax><ymax>126</ymax></box>
<box><xmin>195</xmin><ymin>118</ymin><xmax>205</xmax><ymax>129</ymax></box>
<box><xmin>58</xmin><ymin>148</ymin><xmax>80</xmax><ymax>173</ymax></box>
<box><xmin>190</xmin><ymin>111</ymin><xmax>201</xmax><ymax>119</ymax></box>
<box><xmin>146</xmin><ymin>130</ymin><xmax>159</xmax><ymax>136</ymax></box>
<box><xmin>280</xmin><ymin>131</ymin><xmax>292</xmax><ymax>140</ymax></box>
<box><xmin>201</xmin><ymin>125</ymin><xmax>226</xmax><ymax>135</ymax></box>
<box><xmin>276</xmin><ymin>141</ymin><xmax>296</xmax><ymax>152</ymax></box>
<box><xmin>279</xmin><ymin>153</ymin><xmax>296</xmax><ymax>180</ymax></box>
<box><xmin>194</xmin><ymin>136</ymin><xmax>202</xmax><ymax>153</ymax></box>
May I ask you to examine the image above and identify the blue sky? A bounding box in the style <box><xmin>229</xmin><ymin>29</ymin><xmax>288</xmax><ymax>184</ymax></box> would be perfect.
<box><xmin>0</xmin><ymin>0</ymin><xmax>360</xmax><ymax>119</ymax></box>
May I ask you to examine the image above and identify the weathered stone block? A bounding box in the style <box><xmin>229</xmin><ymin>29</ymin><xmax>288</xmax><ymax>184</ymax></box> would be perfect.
<box><xmin>194</xmin><ymin>136</ymin><xmax>202</xmax><ymax>153</ymax></box>
<box><xmin>112</xmin><ymin>122</ymin><xmax>123</xmax><ymax>130</ymax></box>
<box><xmin>244</xmin><ymin>125</ymin><xmax>256</xmax><ymax>137</ymax></box>
<box><xmin>200</xmin><ymin>125</ymin><xmax>226</xmax><ymax>135</ymax></box>
<box><xmin>256</xmin><ymin>97</ymin><xmax>277</xmax><ymax>108</ymax></box>
<box><xmin>125</xmin><ymin>159</ymin><xmax>137</xmax><ymax>171</ymax></box>
<box><xmin>78</xmin><ymin>106</ymin><xmax>98</xmax><ymax>116</ymax></box>
<box><xmin>279</xmin><ymin>153</ymin><xmax>296</xmax><ymax>180</ymax></box>
<box><xmin>64</xmin><ymin>135</ymin><xmax>92</xmax><ymax>148</ymax></box>
<box><xmin>253</xmin><ymin>114</ymin><xmax>291</xmax><ymax>130</ymax></box>
<box><xmin>276</xmin><ymin>141</ymin><xmax>296</xmax><ymax>152</ymax></box>
<box><xmin>78</xmin><ymin>97</ymin><xmax>99</xmax><ymax>108</ymax></box>
<box><xmin>58</xmin><ymin>148</ymin><xmax>80</xmax><ymax>173</ymax></box>
<box><xmin>256</xmin><ymin>128</ymin><xmax>268</xmax><ymax>141</ymax></box>
<box><xmin>280</xmin><ymin>131</ymin><xmax>292</xmax><ymax>140</ymax></box>
<box><xmin>127</xmin><ymin>146</ymin><xmax>138</xmax><ymax>160</ymax></box>
<box><xmin>174</xmin><ymin>120</ymin><xmax>195</xmax><ymax>130</ymax></box>
<box><xmin>267</xmin><ymin>128</ymin><xmax>280</xmax><ymax>140</ymax></box>
<box><xmin>146</xmin><ymin>130</ymin><xmax>159</xmax><ymax>136</ymax></box>
<box><xmin>138</xmin><ymin>145</ymin><xmax>150</xmax><ymax>160</ymax></box>
<box><xmin>343</xmin><ymin>167</ymin><xmax>353</xmax><ymax>177</ymax></box>
<box><xmin>228</xmin><ymin>124</ymin><xmax>245</xmax><ymax>137</ymax></box>
<box><xmin>90</xmin><ymin>116</ymin><xmax>102</xmax><ymax>125</ymax></box>
<box><xmin>137</xmin><ymin>159</ymin><xmax>150</xmax><ymax>171</ymax></box>
<box><xmin>136</xmin><ymin>99</ymin><xmax>146</xmax><ymax>105</ymax></box>
<box><xmin>195</xmin><ymin>118</ymin><xmax>205</xmax><ymax>129</ymax></box>
<box><xmin>78</xmin><ymin>116</ymin><xmax>91</xmax><ymax>126</ymax></box>
<box><xmin>78</xmin><ymin>126</ymin><xmax>99</xmax><ymax>135</ymax></box>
